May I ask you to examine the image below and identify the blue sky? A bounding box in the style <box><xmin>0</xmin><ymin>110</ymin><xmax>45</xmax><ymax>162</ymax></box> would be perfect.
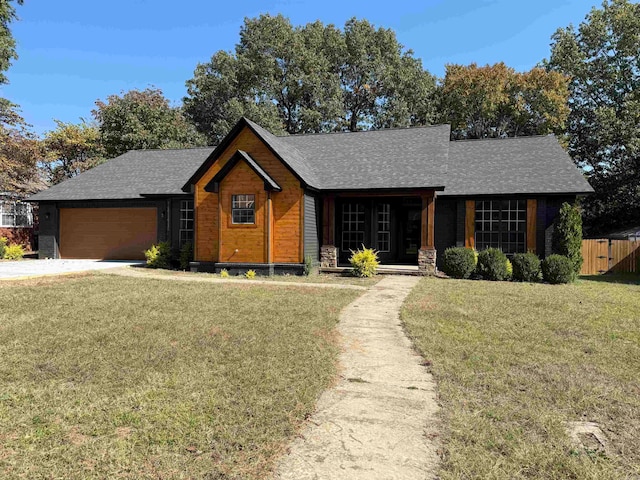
<box><xmin>1</xmin><ymin>0</ymin><xmax>597</xmax><ymax>136</ymax></box>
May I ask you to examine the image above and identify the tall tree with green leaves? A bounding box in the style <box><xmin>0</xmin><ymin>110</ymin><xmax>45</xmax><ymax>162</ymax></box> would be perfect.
<box><xmin>94</xmin><ymin>88</ymin><xmax>208</xmax><ymax>157</ymax></box>
<box><xmin>0</xmin><ymin>0</ymin><xmax>22</xmax><ymax>86</ymax></box>
<box><xmin>183</xmin><ymin>15</ymin><xmax>437</xmax><ymax>143</ymax></box>
<box><xmin>545</xmin><ymin>0</ymin><xmax>640</xmax><ymax>234</ymax></box>
<box><xmin>438</xmin><ymin>62</ymin><xmax>570</xmax><ymax>139</ymax></box>
<box><xmin>41</xmin><ymin>120</ymin><xmax>104</xmax><ymax>184</ymax></box>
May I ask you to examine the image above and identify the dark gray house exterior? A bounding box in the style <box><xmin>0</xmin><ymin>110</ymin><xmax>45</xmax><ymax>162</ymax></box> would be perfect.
<box><xmin>30</xmin><ymin>118</ymin><xmax>593</xmax><ymax>274</ymax></box>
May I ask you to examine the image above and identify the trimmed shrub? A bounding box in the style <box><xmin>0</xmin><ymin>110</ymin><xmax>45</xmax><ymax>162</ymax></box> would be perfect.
<box><xmin>552</xmin><ymin>202</ymin><xmax>583</xmax><ymax>274</ymax></box>
<box><xmin>476</xmin><ymin>248</ymin><xmax>510</xmax><ymax>281</ymax></box>
<box><xmin>0</xmin><ymin>237</ymin><xmax>7</xmax><ymax>258</ymax></box>
<box><xmin>220</xmin><ymin>268</ymin><xmax>229</xmax><ymax>278</ymax></box>
<box><xmin>304</xmin><ymin>255</ymin><xmax>314</xmax><ymax>276</ymax></box>
<box><xmin>442</xmin><ymin>247</ymin><xmax>476</xmax><ymax>279</ymax></box>
<box><xmin>542</xmin><ymin>254</ymin><xmax>575</xmax><ymax>284</ymax></box>
<box><xmin>505</xmin><ymin>259</ymin><xmax>513</xmax><ymax>280</ymax></box>
<box><xmin>179</xmin><ymin>242</ymin><xmax>193</xmax><ymax>270</ymax></box>
<box><xmin>349</xmin><ymin>245</ymin><xmax>379</xmax><ymax>278</ymax></box>
<box><xmin>512</xmin><ymin>252</ymin><xmax>541</xmax><ymax>282</ymax></box>
<box><xmin>144</xmin><ymin>242</ymin><xmax>171</xmax><ymax>269</ymax></box>
<box><xmin>245</xmin><ymin>269</ymin><xmax>256</xmax><ymax>279</ymax></box>
<box><xmin>3</xmin><ymin>244</ymin><xmax>25</xmax><ymax>260</ymax></box>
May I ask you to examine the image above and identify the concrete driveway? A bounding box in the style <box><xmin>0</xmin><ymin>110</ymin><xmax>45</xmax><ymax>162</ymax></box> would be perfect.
<box><xmin>0</xmin><ymin>259</ymin><xmax>144</xmax><ymax>280</ymax></box>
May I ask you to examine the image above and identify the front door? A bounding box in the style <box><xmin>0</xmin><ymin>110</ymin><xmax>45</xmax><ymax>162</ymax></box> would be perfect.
<box><xmin>337</xmin><ymin>197</ymin><xmax>418</xmax><ymax>264</ymax></box>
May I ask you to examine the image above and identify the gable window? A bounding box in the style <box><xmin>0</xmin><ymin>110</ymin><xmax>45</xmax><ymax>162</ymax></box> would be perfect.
<box><xmin>179</xmin><ymin>200</ymin><xmax>194</xmax><ymax>246</ymax></box>
<box><xmin>0</xmin><ymin>201</ymin><xmax>33</xmax><ymax>228</ymax></box>
<box><xmin>475</xmin><ymin>199</ymin><xmax>526</xmax><ymax>254</ymax></box>
<box><xmin>232</xmin><ymin>194</ymin><xmax>255</xmax><ymax>224</ymax></box>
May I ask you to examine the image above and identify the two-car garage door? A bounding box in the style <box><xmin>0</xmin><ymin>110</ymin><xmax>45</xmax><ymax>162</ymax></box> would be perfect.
<box><xmin>59</xmin><ymin>208</ymin><xmax>157</xmax><ymax>260</ymax></box>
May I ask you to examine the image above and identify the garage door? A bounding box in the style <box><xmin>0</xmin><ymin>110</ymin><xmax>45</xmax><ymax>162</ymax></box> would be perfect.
<box><xmin>59</xmin><ymin>208</ymin><xmax>157</xmax><ymax>260</ymax></box>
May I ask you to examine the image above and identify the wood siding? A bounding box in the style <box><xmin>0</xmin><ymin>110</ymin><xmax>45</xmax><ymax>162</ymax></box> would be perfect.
<box><xmin>59</xmin><ymin>207</ymin><xmax>157</xmax><ymax>260</ymax></box>
<box><xmin>194</xmin><ymin>126</ymin><xmax>303</xmax><ymax>263</ymax></box>
<box><xmin>464</xmin><ymin>200</ymin><xmax>475</xmax><ymax>248</ymax></box>
<box><xmin>526</xmin><ymin>199</ymin><xmax>537</xmax><ymax>252</ymax></box>
<box><xmin>218</xmin><ymin>162</ymin><xmax>266</xmax><ymax>263</ymax></box>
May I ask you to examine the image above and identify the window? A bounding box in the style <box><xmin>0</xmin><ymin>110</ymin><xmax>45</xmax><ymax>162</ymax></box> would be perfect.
<box><xmin>475</xmin><ymin>199</ymin><xmax>526</xmax><ymax>254</ymax></box>
<box><xmin>341</xmin><ymin>203</ymin><xmax>365</xmax><ymax>252</ymax></box>
<box><xmin>0</xmin><ymin>201</ymin><xmax>33</xmax><ymax>228</ymax></box>
<box><xmin>179</xmin><ymin>200</ymin><xmax>194</xmax><ymax>246</ymax></box>
<box><xmin>377</xmin><ymin>203</ymin><xmax>391</xmax><ymax>252</ymax></box>
<box><xmin>231</xmin><ymin>194</ymin><xmax>255</xmax><ymax>224</ymax></box>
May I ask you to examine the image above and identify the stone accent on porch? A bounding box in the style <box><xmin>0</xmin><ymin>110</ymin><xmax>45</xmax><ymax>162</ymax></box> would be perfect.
<box><xmin>320</xmin><ymin>245</ymin><xmax>338</xmax><ymax>268</ymax></box>
<box><xmin>418</xmin><ymin>247</ymin><xmax>437</xmax><ymax>275</ymax></box>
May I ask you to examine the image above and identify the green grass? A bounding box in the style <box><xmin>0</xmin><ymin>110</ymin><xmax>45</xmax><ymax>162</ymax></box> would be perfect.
<box><xmin>0</xmin><ymin>274</ymin><xmax>361</xmax><ymax>479</ymax></box>
<box><xmin>402</xmin><ymin>275</ymin><xmax>640</xmax><ymax>479</ymax></box>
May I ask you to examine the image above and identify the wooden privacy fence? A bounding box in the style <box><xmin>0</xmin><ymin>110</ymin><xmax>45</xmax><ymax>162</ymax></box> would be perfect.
<box><xmin>580</xmin><ymin>239</ymin><xmax>640</xmax><ymax>275</ymax></box>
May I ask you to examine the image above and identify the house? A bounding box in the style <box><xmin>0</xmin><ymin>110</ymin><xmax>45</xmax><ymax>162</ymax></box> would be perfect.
<box><xmin>0</xmin><ymin>192</ymin><xmax>35</xmax><ymax>250</ymax></box>
<box><xmin>30</xmin><ymin>117</ymin><xmax>593</xmax><ymax>274</ymax></box>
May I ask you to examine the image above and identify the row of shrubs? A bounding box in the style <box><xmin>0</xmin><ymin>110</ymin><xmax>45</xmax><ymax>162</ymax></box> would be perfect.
<box><xmin>0</xmin><ymin>237</ymin><xmax>25</xmax><ymax>260</ymax></box>
<box><xmin>442</xmin><ymin>247</ymin><xmax>577</xmax><ymax>284</ymax></box>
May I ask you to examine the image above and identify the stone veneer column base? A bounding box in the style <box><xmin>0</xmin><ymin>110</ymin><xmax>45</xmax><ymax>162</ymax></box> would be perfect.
<box><xmin>320</xmin><ymin>245</ymin><xmax>338</xmax><ymax>268</ymax></box>
<box><xmin>418</xmin><ymin>248</ymin><xmax>437</xmax><ymax>275</ymax></box>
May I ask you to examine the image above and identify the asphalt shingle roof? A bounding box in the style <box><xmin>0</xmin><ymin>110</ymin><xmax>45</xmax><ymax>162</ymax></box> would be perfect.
<box><xmin>443</xmin><ymin>135</ymin><xmax>593</xmax><ymax>196</ymax></box>
<box><xmin>30</xmin><ymin>147</ymin><xmax>214</xmax><ymax>201</ymax></box>
<box><xmin>279</xmin><ymin>124</ymin><xmax>450</xmax><ymax>190</ymax></box>
<box><xmin>29</xmin><ymin>119</ymin><xmax>593</xmax><ymax>201</ymax></box>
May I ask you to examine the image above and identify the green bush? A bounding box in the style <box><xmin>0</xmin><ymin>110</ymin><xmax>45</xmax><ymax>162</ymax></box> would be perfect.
<box><xmin>542</xmin><ymin>254</ymin><xmax>575</xmax><ymax>284</ymax></box>
<box><xmin>476</xmin><ymin>248</ymin><xmax>510</xmax><ymax>281</ymax></box>
<box><xmin>304</xmin><ymin>255</ymin><xmax>314</xmax><ymax>276</ymax></box>
<box><xmin>442</xmin><ymin>247</ymin><xmax>476</xmax><ymax>279</ymax></box>
<box><xmin>505</xmin><ymin>259</ymin><xmax>513</xmax><ymax>280</ymax></box>
<box><xmin>552</xmin><ymin>202</ymin><xmax>583</xmax><ymax>274</ymax></box>
<box><xmin>179</xmin><ymin>242</ymin><xmax>193</xmax><ymax>270</ymax></box>
<box><xmin>0</xmin><ymin>237</ymin><xmax>7</xmax><ymax>258</ymax></box>
<box><xmin>512</xmin><ymin>252</ymin><xmax>541</xmax><ymax>282</ymax></box>
<box><xmin>349</xmin><ymin>245</ymin><xmax>379</xmax><ymax>278</ymax></box>
<box><xmin>245</xmin><ymin>269</ymin><xmax>256</xmax><ymax>279</ymax></box>
<box><xmin>144</xmin><ymin>242</ymin><xmax>171</xmax><ymax>269</ymax></box>
<box><xmin>3</xmin><ymin>244</ymin><xmax>24</xmax><ymax>260</ymax></box>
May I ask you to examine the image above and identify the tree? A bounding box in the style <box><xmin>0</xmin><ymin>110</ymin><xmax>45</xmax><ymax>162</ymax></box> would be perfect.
<box><xmin>41</xmin><ymin>120</ymin><xmax>104</xmax><ymax>184</ymax></box>
<box><xmin>0</xmin><ymin>0</ymin><xmax>22</xmax><ymax>86</ymax></box>
<box><xmin>552</xmin><ymin>202</ymin><xmax>584</xmax><ymax>275</ymax></box>
<box><xmin>183</xmin><ymin>15</ymin><xmax>437</xmax><ymax>143</ymax></box>
<box><xmin>0</xmin><ymin>104</ymin><xmax>45</xmax><ymax>194</ymax></box>
<box><xmin>94</xmin><ymin>88</ymin><xmax>208</xmax><ymax>157</ymax></box>
<box><xmin>438</xmin><ymin>62</ymin><xmax>570</xmax><ymax>139</ymax></box>
<box><xmin>545</xmin><ymin>0</ymin><xmax>640</xmax><ymax>234</ymax></box>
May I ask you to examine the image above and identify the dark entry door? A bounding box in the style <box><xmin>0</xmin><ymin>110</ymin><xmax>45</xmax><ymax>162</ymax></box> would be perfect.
<box><xmin>336</xmin><ymin>198</ymin><xmax>404</xmax><ymax>264</ymax></box>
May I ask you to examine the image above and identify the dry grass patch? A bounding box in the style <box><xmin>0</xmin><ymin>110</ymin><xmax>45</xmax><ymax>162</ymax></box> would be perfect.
<box><xmin>402</xmin><ymin>275</ymin><xmax>640</xmax><ymax>479</ymax></box>
<box><xmin>0</xmin><ymin>274</ymin><xmax>360</xmax><ymax>479</ymax></box>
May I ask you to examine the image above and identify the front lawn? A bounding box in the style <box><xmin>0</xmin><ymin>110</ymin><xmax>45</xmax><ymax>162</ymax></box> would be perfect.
<box><xmin>0</xmin><ymin>274</ymin><xmax>361</xmax><ymax>479</ymax></box>
<box><xmin>402</xmin><ymin>275</ymin><xmax>640</xmax><ymax>479</ymax></box>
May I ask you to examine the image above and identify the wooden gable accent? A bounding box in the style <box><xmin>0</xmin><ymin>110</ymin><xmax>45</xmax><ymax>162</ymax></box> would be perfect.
<box><xmin>526</xmin><ymin>199</ymin><xmax>537</xmax><ymax>253</ymax></box>
<box><xmin>194</xmin><ymin>126</ymin><xmax>303</xmax><ymax>263</ymax></box>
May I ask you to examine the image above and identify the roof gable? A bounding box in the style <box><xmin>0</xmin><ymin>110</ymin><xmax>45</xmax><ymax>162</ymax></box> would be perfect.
<box><xmin>182</xmin><ymin>117</ymin><xmax>318</xmax><ymax>191</ymax></box>
<box><xmin>204</xmin><ymin>150</ymin><xmax>281</xmax><ymax>193</ymax></box>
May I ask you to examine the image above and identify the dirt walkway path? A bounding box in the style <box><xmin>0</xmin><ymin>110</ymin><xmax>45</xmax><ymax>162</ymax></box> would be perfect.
<box><xmin>275</xmin><ymin>276</ymin><xmax>440</xmax><ymax>479</ymax></box>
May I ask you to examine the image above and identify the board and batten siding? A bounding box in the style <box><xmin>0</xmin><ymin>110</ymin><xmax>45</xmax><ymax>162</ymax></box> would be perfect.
<box><xmin>194</xmin><ymin>126</ymin><xmax>304</xmax><ymax>264</ymax></box>
<box><xmin>303</xmin><ymin>193</ymin><xmax>320</xmax><ymax>262</ymax></box>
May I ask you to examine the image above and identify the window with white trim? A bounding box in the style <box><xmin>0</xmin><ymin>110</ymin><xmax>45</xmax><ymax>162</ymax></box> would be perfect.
<box><xmin>475</xmin><ymin>199</ymin><xmax>526</xmax><ymax>254</ymax></box>
<box><xmin>0</xmin><ymin>201</ymin><xmax>33</xmax><ymax>228</ymax></box>
<box><xmin>231</xmin><ymin>194</ymin><xmax>255</xmax><ymax>224</ymax></box>
<box><xmin>179</xmin><ymin>200</ymin><xmax>194</xmax><ymax>246</ymax></box>
<box><xmin>341</xmin><ymin>203</ymin><xmax>365</xmax><ymax>252</ymax></box>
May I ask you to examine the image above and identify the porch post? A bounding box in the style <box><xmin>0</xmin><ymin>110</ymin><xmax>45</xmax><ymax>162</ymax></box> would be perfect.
<box><xmin>418</xmin><ymin>193</ymin><xmax>437</xmax><ymax>275</ymax></box>
<box><xmin>320</xmin><ymin>195</ymin><xmax>337</xmax><ymax>268</ymax></box>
